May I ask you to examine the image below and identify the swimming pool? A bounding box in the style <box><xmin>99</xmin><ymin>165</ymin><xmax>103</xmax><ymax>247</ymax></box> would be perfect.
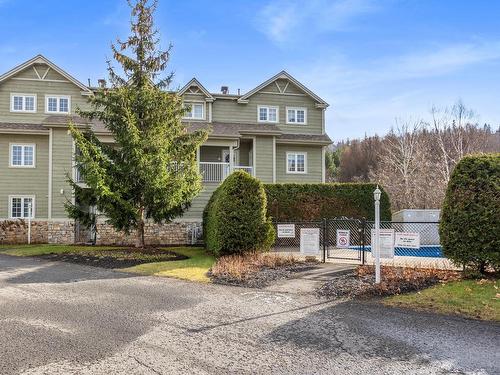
<box><xmin>351</xmin><ymin>245</ymin><xmax>444</xmax><ymax>258</ymax></box>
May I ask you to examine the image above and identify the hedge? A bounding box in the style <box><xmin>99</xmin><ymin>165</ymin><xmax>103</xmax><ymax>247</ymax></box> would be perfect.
<box><xmin>440</xmin><ymin>153</ymin><xmax>500</xmax><ymax>273</ymax></box>
<box><xmin>203</xmin><ymin>171</ymin><xmax>275</xmax><ymax>257</ymax></box>
<box><xmin>264</xmin><ymin>183</ymin><xmax>391</xmax><ymax>221</ymax></box>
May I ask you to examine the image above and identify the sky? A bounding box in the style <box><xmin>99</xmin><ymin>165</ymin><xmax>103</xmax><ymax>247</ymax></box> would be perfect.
<box><xmin>1</xmin><ymin>0</ymin><xmax>499</xmax><ymax>141</ymax></box>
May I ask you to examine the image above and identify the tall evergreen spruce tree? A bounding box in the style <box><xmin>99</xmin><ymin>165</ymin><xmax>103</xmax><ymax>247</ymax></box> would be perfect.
<box><xmin>66</xmin><ymin>0</ymin><xmax>208</xmax><ymax>247</ymax></box>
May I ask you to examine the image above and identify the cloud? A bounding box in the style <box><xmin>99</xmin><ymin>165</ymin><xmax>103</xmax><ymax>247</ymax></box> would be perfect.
<box><xmin>301</xmin><ymin>40</ymin><xmax>500</xmax><ymax>93</ymax></box>
<box><xmin>256</xmin><ymin>0</ymin><xmax>380</xmax><ymax>43</ymax></box>
<box><xmin>291</xmin><ymin>39</ymin><xmax>500</xmax><ymax>139</ymax></box>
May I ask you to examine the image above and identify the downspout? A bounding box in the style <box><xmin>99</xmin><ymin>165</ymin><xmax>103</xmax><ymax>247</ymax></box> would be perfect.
<box><xmin>272</xmin><ymin>136</ymin><xmax>276</xmax><ymax>183</ymax></box>
<box><xmin>48</xmin><ymin>128</ymin><xmax>53</xmax><ymax>219</ymax></box>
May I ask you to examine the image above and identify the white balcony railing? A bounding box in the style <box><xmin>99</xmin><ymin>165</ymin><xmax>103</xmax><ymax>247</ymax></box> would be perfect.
<box><xmin>76</xmin><ymin>163</ymin><xmax>253</xmax><ymax>184</ymax></box>
<box><xmin>233</xmin><ymin>166</ymin><xmax>253</xmax><ymax>175</ymax></box>
<box><xmin>199</xmin><ymin>162</ymin><xmax>253</xmax><ymax>182</ymax></box>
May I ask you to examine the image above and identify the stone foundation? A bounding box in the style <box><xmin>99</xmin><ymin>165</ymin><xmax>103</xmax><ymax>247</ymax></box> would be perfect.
<box><xmin>94</xmin><ymin>221</ymin><xmax>202</xmax><ymax>246</ymax></box>
<box><xmin>47</xmin><ymin>221</ymin><xmax>75</xmax><ymax>244</ymax></box>
<box><xmin>0</xmin><ymin>219</ymin><xmax>202</xmax><ymax>246</ymax></box>
<box><xmin>0</xmin><ymin>220</ymin><xmax>48</xmax><ymax>244</ymax></box>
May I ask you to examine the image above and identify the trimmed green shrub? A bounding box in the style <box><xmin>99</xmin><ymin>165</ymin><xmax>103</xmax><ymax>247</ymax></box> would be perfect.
<box><xmin>203</xmin><ymin>171</ymin><xmax>275</xmax><ymax>257</ymax></box>
<box><xmin>264</xmin><ymin>183</ymin><xmax>391</xmax><ymax>221</ymax></box>
<box><xmin>440</xmin><ymin>153</ymin><xmax>500</xmax><ymax>273</ymax></box>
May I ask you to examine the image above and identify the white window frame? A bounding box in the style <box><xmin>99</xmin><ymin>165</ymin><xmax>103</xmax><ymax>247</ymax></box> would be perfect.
<box><xmin>8</xmin><ymin>195</ymin><xmax>35</xmax><ymax>219</ymax></box>
<box><xmin>286</xmin><ymin>152</ymin><xmax>307</xmax><ymax>174</ymax></box>
<box><xmin>286</xmin><ymin>107</ymin><xmax>307</xmax><ymax>125</ymax></box>
<box><xmin>183</xmin><ymin>101</ymin><xmax>205</xmax><ymax>120</ymax></box>
<box><xmin>9</xmin><ymin>143</ymin><xmax>36</xmax><ymax>168</ymax></box>
<box><xmin>10</xmin><ymin>93</ymin><xmax>37</xmax><ymax>113</ymax></box>
<box><xmin>45</xmin><ymin>95</ymin><xmax>71</xmax><ymax>114</ymax></box>
<box><xmin>257</xmin><ymin>105</ymin><xmax>279</xmax><ymax>123</ymax></box>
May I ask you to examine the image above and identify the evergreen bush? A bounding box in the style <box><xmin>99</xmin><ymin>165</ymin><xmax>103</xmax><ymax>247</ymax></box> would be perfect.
<box><xmin>440</xmin><ymin>153</ymin><xmax>500</xmax><ymax>273</ymax></box>
<box><xmin>203</xmin><ymin>171</ymin><xmax>275</xmax><ymax>257</ymax></box>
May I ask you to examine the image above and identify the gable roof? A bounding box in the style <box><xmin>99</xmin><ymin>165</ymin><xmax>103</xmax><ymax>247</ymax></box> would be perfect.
<box><xmin>238</xmin><ymin>70</ymin><xmax>329</xmax><ymax>108</ymax></box>
<box><xmin>178</xmin><ymin>78</ymin><xmax>214</xmax><ymax>101</ymax></box>
<box><xmin>0</xmin><ymin>54</ymin><xmax>93</xmax><ymax>94</ymax></box>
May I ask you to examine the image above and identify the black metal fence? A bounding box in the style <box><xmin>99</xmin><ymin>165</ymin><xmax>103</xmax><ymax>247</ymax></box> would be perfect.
<box><xmin>271</xmin><ymin>219</ymin><xmax>443</xmax><ymax>264</ymax></box>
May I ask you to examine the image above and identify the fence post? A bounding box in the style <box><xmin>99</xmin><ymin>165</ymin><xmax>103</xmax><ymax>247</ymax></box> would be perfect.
<box><xmin>322</xmin><ymin>218</ymin><xmax>327</xmax><ymax>263</ymax></box>
<box><xmin>361</xmin><ymin>218</ymin><xmax>366</xmax><ymax>265</ymax></box>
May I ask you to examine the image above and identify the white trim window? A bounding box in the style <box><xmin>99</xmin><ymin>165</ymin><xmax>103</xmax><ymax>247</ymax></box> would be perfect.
<box><xmin>286</xmin><ymin>107</ymin><xmax>307</xmax><ymax>124</ymax></box>
<box><xmin>257</xmin><ymin>105</ymin><xmax>278</xmax><ymax>123</ymax></box>
<box><xmin>10</xmin><ymin>94</ymin><xmax>36</xmax><ymax>112</ymax></box>
<box><xmin>10</xmin><ymin>144</ymin><xmax>36</xmax><ymax>167</ymax></box>
<box><xmin>45</xmin><ymin>95</ymin><xmax>71</xmax><ymax>114</ymax></box>
<box><xmin>286</xmin><ymin>152</ymin><xmax>307</xmax><ymax>174</ymax></box>
<box><xmin>183</xmin><ymin>102</ymin><xmax>205</xmax><ymax>120</ymax></box>
<box><xmin>9</xmin><ymin>195</ymin><xmax>35</xmax><ymax>219</ymax></box>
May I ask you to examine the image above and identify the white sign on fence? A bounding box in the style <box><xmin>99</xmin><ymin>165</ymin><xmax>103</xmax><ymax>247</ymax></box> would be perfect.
<box><xmin>336</xmin><ymin>229</ymin><xmax>350</xmax><ymax>248</ymax></box>
<box><xmin>300</xmin><ymin>228</ymin><xmax>320</xmax><ymax>254</ymax></box>
<box><xmin>395</xmin><ymin>232</ymin><xmax>420</xmax><ymax>249</ymax></box>
<box><xmin>277</xmin><ymin>224</ymin><xmax>296</xmax><ymax>238</ymax></box>
<box><xmin>371</xmin><ymin>229</ymin><xmax>395</xmax><ymax>259</ymax></box>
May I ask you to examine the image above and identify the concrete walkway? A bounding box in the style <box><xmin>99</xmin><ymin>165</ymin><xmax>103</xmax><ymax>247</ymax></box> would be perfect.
<box><xmin>264</xmin><ymin>262</ymin><xmax>356</xmax><ymax>294</ymax></box>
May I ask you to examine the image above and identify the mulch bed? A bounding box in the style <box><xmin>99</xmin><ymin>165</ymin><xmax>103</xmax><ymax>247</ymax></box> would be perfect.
<box><xmin>316</xmin><ymin>265</ymin><xmax>462</xmax><ymax>299</ymax></box>
<box><xmin>210</xmin><ymin>263</ymin><xmax>318</xmax><ymax>288</ymax></box>
<box><xmin>35</xmin><ymin>247</ymin><xmax>187</xmax><ymax>269</ymax></box>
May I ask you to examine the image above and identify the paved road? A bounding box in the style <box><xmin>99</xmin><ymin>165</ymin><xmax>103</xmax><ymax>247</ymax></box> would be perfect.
<box><xmin>0</xmin><ymin>254</ymin><xmax>498</xmax><ymax>375</ymax></box>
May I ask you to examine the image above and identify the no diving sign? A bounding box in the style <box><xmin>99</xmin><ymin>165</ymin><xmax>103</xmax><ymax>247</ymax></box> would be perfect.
<box><xmin>336</xmin><ymin>230</ymin><xmax>350</xmax><ymax>248</ymax></box>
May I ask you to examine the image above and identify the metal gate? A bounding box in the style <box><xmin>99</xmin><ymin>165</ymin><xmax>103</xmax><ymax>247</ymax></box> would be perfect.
<box><xmin>325</xmin><ymin>219</ymin><xmax>365</xmax><ymax>262</ymax></box>
<box><xmin>272</xmin><ymin>218</ymin><xmax>366</xmax><ymax>264</ymax></box>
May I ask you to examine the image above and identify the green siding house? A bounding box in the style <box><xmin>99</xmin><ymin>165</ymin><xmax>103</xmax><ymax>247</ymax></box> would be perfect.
<box><xmin>0</xmin><ymin>55</ymin><xmax>331</xmax><ymax>245</ymax></box>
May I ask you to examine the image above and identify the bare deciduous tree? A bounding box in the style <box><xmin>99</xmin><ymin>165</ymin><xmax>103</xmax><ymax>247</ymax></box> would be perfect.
<box><xmin>337</xmin><ymin>100</ymin><xmax>498</xmax><ymax>211</ymax></box>
<box><xmin>371</xmin><ymin>118</ymin><xmax>425</xmax><ymax>210</ymax></box>
<box><xmin>430</xmin><ymin>100</ymin><xmax>490</xmax><ymax>184</ymax></box>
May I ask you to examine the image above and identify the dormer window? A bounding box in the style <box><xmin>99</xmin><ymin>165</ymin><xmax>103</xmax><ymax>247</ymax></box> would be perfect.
<box><xmin>257</xmin><ymin>105</ymin><xmax>278</xmax><ymax>123</ymax></box>
<box><xmin>10</xmin><ymin>94</ymin><xmax>36</xmax><ymax>112</ymax></box>
<box><xmin>286</xmin><ymin>107</ymin><xmax>307</xmax><ymax>124</ymax></box>
<box><xmin>183</xmin><ymin>102</ymin><xmax>204</xmax><ymax>120</ymax></box>
<box><xmin>46</xmin><ymin>95</ymin><xmax>70</xmax><ymax>114</ymax></box>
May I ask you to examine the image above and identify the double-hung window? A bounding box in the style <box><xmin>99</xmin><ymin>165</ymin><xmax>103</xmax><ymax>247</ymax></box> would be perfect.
<box><xmin>10</xmin><ymin>144</ymin><xmax>35</xmax><ymax>167</ymax></box>
<box><xmin>183</xmin><ymin>102</ymin><xmax>204</xmax><ymax>120</ymax></box>
<box><xmin>286</xmin><ymin>107</ymin><xmax>307</xmax><ymax>124</ymax></box>
<box><xmin>45</xmin><ymin>95</ymin><xmax>70</xmax><ymax>114</ymax></box>
<box><xmin>286</xmin><ymin>152</ymin><xmax>307</xmax><ymax>174</ymax></box>
<box><xmin>257</xmin><ymin>105</ymin><xmax>278</xmax><ymax>123</ymax></box>
<box><xmin>9</xmin><ymin>196</ymin><xmax>35</xmax><ymax>219</ymax></box>
<box><xmin>10</xmin><ymin>94</ymin><xmax>36</xmax><ymax>112</ymax></box>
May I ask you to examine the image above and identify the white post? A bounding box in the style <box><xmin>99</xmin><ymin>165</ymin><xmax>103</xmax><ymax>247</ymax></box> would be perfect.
<box><xmin>374</xmin><ymin>186</ymin><xmax>381</xmax><ymax>284</ymax></box>
<box><xmin>229</xmin><ymin>146</ymin><xmax>234</xmax><ymax>173</ymax></box>
<box><xmin>27</xmin><ymin>201</ymin><xmax>32</xmax><ymax>245</ymax></box>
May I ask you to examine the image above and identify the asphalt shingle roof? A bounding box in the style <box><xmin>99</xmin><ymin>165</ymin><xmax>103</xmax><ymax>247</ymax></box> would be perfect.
<box><xmin>0</xmin><ymin>119</ymin><xmax>331</xmax><ymax>144</ymax></box>
<box><xmin>0</xmin><ymin>122</ymin><xmax>46</xmax><ymax>131</ymax></box>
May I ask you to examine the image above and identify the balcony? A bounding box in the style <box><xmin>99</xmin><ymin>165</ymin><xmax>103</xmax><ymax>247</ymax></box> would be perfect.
<box><xmin>199</xmin><ymin>162</ymin><xmax>253</xmax><ymax>183</ymax></box>
<box><xmin>74</xmin><ymin>141</ymin><xmax>254</xmax><ymax>185</ymax></box>
<box><xmin>198</xmin><ymin>141</ymin><xmax>254</xmax><ymax>183</ymax></box>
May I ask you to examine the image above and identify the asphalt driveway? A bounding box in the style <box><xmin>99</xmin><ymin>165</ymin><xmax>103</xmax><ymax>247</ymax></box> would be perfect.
<box><xmin>0</xmin><ymin>254</ymin><xmax>498</xmax><ymax>374</ymax></box>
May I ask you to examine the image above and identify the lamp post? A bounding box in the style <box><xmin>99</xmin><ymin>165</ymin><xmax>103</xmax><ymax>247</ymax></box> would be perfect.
<box><xmin>27</xmin><ymin>201</ymin><xmax>32</xmax><ymax>245</ymax></box>
<box><xmin>373</xmin><ymin>186</ymin><xmax>381</xmax><ymax>284</ymax></box>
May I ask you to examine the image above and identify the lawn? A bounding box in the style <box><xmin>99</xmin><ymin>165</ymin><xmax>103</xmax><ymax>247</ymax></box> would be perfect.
<box><xmin>384</xmin><ymin>279</ymin><xmax>500</xmax><ymax>321</ymax></box>
<box><xmin>0</xmin><ymin>244</ymin><xmax>215</xmax><ymax>282</ymax></box>
<box><xmin>123</xmin><ymin>247</ymin><xmax>216</xmax><ymax>282</ymax></box>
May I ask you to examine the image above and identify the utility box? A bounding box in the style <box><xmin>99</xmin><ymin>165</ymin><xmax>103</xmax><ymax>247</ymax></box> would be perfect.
<box><xmin>392</xmin><ymin>209</ymin><xmax>440</xmax><ymax>222</ymax></box>
<box><xmin>392</xmin><ymin>209</ymin><xmax>441</xmax><ymax>245</ymax></box>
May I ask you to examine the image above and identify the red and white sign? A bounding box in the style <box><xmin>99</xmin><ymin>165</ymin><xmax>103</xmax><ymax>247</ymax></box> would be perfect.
<box><xmin>336</xmin><ymin>230</ymin><xmax>350</xmax><ymax>248</ymax></box>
